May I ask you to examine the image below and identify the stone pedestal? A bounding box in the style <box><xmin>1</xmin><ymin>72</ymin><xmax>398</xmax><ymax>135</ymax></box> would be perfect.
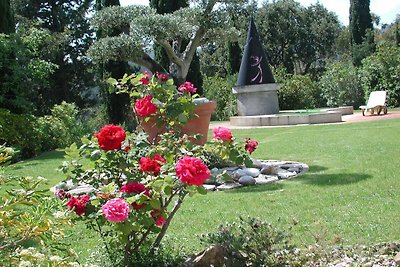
<box><xmin>232</xmin><ymin>83</ymin><xmax>279</xmax><ymax>116</ymax></box>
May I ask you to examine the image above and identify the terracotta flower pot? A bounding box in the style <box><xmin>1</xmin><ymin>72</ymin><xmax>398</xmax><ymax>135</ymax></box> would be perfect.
<box><xmin>140</xmin><ymin>101</ymin><xmax>217</xmax><ymax>145</ymax></box>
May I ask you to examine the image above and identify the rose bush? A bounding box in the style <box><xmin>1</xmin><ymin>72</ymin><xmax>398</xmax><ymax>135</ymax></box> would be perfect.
<box><xmin>57</xmin><ymin>72</ymin><xmax>259</xmax><ymax>266</ymax></box>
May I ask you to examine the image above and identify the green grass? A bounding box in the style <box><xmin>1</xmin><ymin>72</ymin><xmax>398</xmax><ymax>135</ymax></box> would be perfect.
<box><xmin>3</xmin><ymin>118</ymin><xmax>400</xmax><ymax>257</ymax></box>
<box><xmin>1</xmin><ymin>149</ymin><xmax>66</xmax><ymax>194</ymax></box>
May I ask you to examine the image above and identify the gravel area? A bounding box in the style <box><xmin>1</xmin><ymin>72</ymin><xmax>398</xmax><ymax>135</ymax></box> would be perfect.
<box><xmin>303</xmin><ymin>242</ymin><xmax>400</xmax><ymax>267</ymax></box>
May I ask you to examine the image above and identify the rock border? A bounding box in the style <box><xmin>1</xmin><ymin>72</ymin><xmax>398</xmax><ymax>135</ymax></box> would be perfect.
<box><xmin>52</xmin><ymin>159</ymin><xmax>309</xmax><ymax>194</ymax></box>
<box><xmin>204</xmin><ymin>159</ymin><xmax>309</xmax><ymax>191</ymax></box>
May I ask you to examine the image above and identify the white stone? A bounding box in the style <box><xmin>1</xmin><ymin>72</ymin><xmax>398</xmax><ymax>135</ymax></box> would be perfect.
<box><xmin>203</xmin><ymin>184</ymin><xmax>217</xmax><ymax>191</ymax></box>
<box><xmin>217</xmin><ymin>183</ymin><xmax>242</xmax><ymax>190</ymax></box>
<box><xmin>238</xmin><ymin>175</ymin><xmax>256</xmax><ymax>185</ymax></box>
<box><xmin>251</xmin><ymin>159</ymin><xmax>263</xmax><ymax>168</ymax></box>
<box><xmin>242</xmin><ymin>168</ymin><xmax>260</xmax><ymax>177</ymax></box>
<box><xmin>394</xmin><ymin>252</ymin><xmax>400</xmax><ymax>265</ymax></box>
<box><xmin>286</xmin><ymin>168</ymin><xmax>297</xmax><ymax>173</ymax></box>
<box><xmin>255</xmin><ymin>176</ymin><xmax>279</xmax><ymax>184</ymax></box>
<box><xmin>277</xmin><ymin>171</ymin><xmax>297</xmax><ymax>179</ymax></box>
<box><xmin>68</xmin><ymin>184</ymin><xmax>95</xmax><ymax>195</ymax></box>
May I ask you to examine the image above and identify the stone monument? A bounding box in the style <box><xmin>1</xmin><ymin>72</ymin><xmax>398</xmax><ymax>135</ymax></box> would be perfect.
<box><xmin>232</xmin><ymin>18</ymin><xmax>279</xmax><ymax>116</ymax></box>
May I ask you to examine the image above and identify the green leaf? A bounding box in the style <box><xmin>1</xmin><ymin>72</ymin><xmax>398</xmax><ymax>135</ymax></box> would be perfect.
<box><xmin>164</xmin><ymin>185</ymin><xmax>172</xmax><ymax>195</ymax></box>
<box><xmin>64</xmin><ymin>143</ymin><xmax>79</xmax><ymax>160</ymax></box>
<box><xmin>196</xmin><ymin>186</ymin><xmax>207</xmax><ymax>195</ymax></box>
<box><xmin>91</xmin><ymin>199</ymin><xmax>100</xmax><ymax>207</ymax></box>
<box><xmin>151</xmin><ymin>180</ymin><xmax>164</xmax><ymax>191</ymax></box>
<box><xmin>229</xmin><ymin>149</ymin><xmax>239</xmax><ymax>162</ymax></box>
<box><xmin>149</xmin><ymin>198</ymin><xmax>161</xmax><ymax>209</ymax></box>
<box><xmin>178</xmin><ymin>113</ymin><xmax>187</xmax><ymax>123</ymax></box>
<box><xmin>101</xmin><ymin>183</ymin><xmax>116</xmax><ymax>194</ymax></box>
<box><xmin>244</xmin><ymin>156</ymin><xmax>253</xmax><ymax>167</ymax></box>
<box><xmin>81</xmin><ymin>137</ymin><xmax>91</xmax><ymax>145</ymax></box>
<box><xmin>106</xmin><ymin>77</ymin><xmax>118</xmax><ymax>86</ymax></box>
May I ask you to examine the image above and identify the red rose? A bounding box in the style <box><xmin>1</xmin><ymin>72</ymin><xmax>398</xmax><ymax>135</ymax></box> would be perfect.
<box><xmin>175</xmin><ymin>156</ymin><xmax>210</xmax><ymax>186</ymax></box>
<box><xmin>140</xmin><ymin>77</ymin><xmax>150</xmax><ymax>85</ymax></box>
<box><xmin>151</xmin><ymin>209</ymin><xmax>166</xmax><ymax>227</ymax></box>
<box><xmin>156</xmin><ymin>72</ymin><xmax>169</xmax><ymax>82</ymax></box>
<box><xmin>178</xmin><ymin>81</ymin><xmax>197</xmax><ymax>94</ymax></box>
<box><xmin>139</xmin><ymin>154</ymin><xmax>166</xmax><ymax>176</ymax></box>
<box><xmin>120</xmin><ymin>182</ymin><xmax>150</xmax><ymax>209</ymax></box>
<box><xmin>244</xmin><ymin>138</ymin><xmax>259</xmax><ymax>154</ymax></box>
<box><xmin>135</xmin><ymin>95</ymin><xmax>157</xmax><ymax>117</ymax></box>
<box><xmin>212</xmin><ymin>127</ymin><xmax>233</xmax><ymax>142</ymax></box>
<box><xmin>66</xmin><ymin>195</ymin><xmax>90</xmax><ymax>216</ymax></box>
<box><xmin>94</xmin><ymin>124</ymin><xmax>126</xmax><ymax>150</ymax></box>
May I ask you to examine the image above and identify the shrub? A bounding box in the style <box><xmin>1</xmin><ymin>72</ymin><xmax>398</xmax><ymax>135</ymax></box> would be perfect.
<box><xmin>278</xmin><ymin>74</ymin><xmax>323</xmax><ymax>110</ymax></box>
<box><xmin>37</xmin><ymin>101</ymin><xmax>86</xmax><ymax>151</ymax></box>
<box><xmin>0</xmin><ymin>102</ymin><xmax>86</xmax><ymax>159</ymax></box>
<box><xmin>0</xmin><ymin>109</ymin><xmax>42</xmax><ymax>158</ymax></box>
<box><xmin>201</xmin><ymin>217</ymin><xmax>305</xmax><ymax>267</ymax></box>
<box><xmin>0</xmin><ymin>175</ymin><xmax>77</xmax><ymax>266</ymax></box>
<box><xmin>203</xmin><ymin>75</ymin><xmax>237</xmax><ymax>121</ymax></box>
<box><xmin>360</xmin><ymin>42</ymin><xmax>400</xmax><ymax>107</ymax></box>
<box><xmin>319</xmin><ymin>60</ymin><xmax>364</xmax><ymax>108</ymax></box>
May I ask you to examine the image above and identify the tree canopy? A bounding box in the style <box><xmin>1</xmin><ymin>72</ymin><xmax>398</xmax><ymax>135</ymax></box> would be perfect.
<box><xmin>88</xmin><ymin>0</ymin><xmax>243</xmax><ymax>83</ymax></box>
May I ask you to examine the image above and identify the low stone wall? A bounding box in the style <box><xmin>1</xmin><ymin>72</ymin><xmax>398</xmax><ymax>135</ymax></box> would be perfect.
<box><xmin>322</xmin><ymin>106</ymin><xmax>354</xmax><ymax>116</ymax></box>
<box><xmin>230</xmin><ymin>111</ymin><xmax>342</xmax><ymax>127</ymax></box>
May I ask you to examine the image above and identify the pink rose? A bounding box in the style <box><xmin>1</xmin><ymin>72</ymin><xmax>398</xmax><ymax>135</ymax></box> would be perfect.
<box><xmin>135</xmin><ymin>95</ymin><xmax>157</xmax><ymax>117</ymax></box>
<box><xmin>120</xmin><ymin>182</ymin><xmax>150</xmax><ymax>210</ymax></box>
<box><xmin>175</xmin><ymin>156</ymin><xmax>210</xmax><ymax>186</ymax></box>
<box><xmin>212</xmin><ymin>127</ymin><xmax>233</xmax><ymax>142</ymax></box>
<box><xmin>143</xmin><ymin>71</ymin><xmax>151</xmax><ymax>78</ymax></box>
<box><xmin>94</xmin><ymin>124</ymin><xmax>126</xmax><ymax>150</ymax></box>
<box><xmin>178</xmin><ymin>81</ymin><xmax>197</xmax><ymax>94</ymax></box>
<box><xmin>244</xmin><ymin>138</ymin><xmax>259</xmax><ymax>154</ymax></box>
<box><xmin>102</xmin><ymin>198</ymin><xmax>130</xmax><ymax>222</ymax></box>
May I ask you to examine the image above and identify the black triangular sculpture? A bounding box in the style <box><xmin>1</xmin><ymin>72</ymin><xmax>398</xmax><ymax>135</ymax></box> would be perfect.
<box><xmin>236</xmin><ymin>18</ymin><xmax>275</xmax><ymax>86</ymax></box>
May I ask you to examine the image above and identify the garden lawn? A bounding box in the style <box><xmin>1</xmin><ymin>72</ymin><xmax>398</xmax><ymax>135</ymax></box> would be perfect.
<box><xmin>3</xmin><ymin>118</ymin><xmax>400</xmax><ymax>258</ymax></box>
<box><xmin>167</xmin><ymin>118</ymin><xmax>400</xmax><ymax>253</ymax></box>
<box><xmin>1</xmin><ymin>149</ymin><xmax>66</xmax><ymax>194</ymax></box>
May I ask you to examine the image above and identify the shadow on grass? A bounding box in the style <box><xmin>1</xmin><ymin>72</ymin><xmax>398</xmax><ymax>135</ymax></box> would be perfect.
<box><xmin>307</xmin><ymin>165</ymin><xmax>328</xmax><ymax>173</ymax></box>
<box><xmin>224</xmin><ymin>182</ymin><xmax>284</xmax><ymax>194</ymax></box>
<box><xmin>298</xmin><ymin>172</ymin><xmax>371</xmax><ymax>186</ymax></box>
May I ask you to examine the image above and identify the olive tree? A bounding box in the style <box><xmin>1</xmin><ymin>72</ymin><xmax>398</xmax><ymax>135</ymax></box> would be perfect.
<box><xmin>88</xmin><ymin>0</ymin><xmax>242</xmax><ymax>84</ymax></box>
